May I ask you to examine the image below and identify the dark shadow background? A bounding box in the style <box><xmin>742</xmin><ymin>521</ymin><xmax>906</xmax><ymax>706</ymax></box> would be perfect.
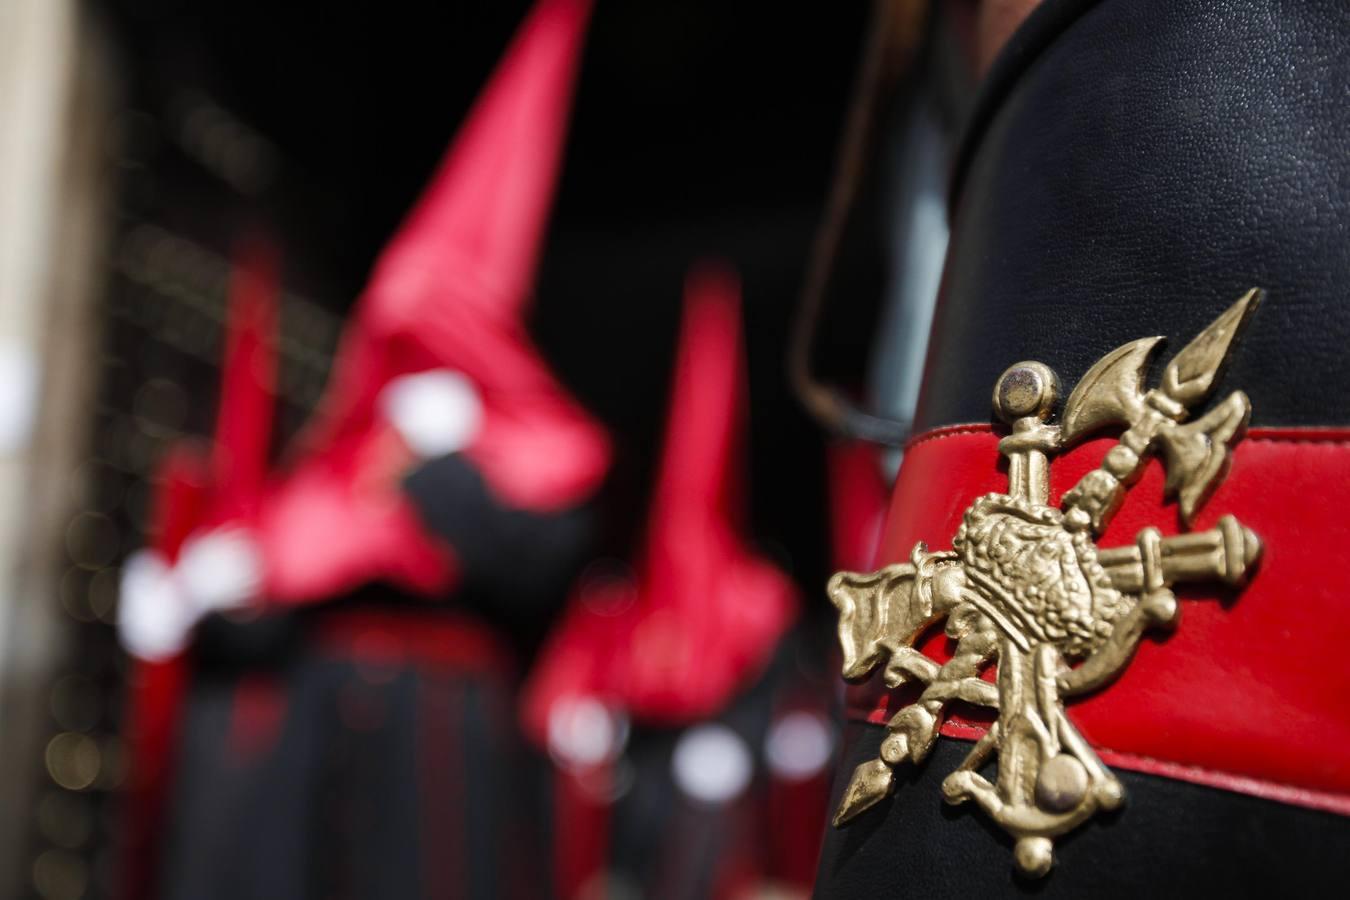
<box><xmin>94</xmin><ymin>0</ymin><xmax>884</xmax><ymax>594</ymax></box>
<box><xmin>16</xmin><ymin>2</ymin><xmax>903</xmax><ymax>895</ymax></box>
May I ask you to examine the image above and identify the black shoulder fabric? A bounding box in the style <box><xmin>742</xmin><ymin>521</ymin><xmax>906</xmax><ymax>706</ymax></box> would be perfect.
<box><xmin>948</xmin><ymin>0</ymin><xmax>1104</xmax><ymax>206</ymax></box>
<box><xmin>915</xmin><ymin>0</ymin><xmax>1350</xmax><ymax>432</ymax></box>
<box><xmin>187</xmin><ymin>457</ymin><xmax>595</xmax><ymax>662</ymax></box>
<box><xmin>814</xmin><ymin>724</ymin><xmax>1350</xmax><ymax>898</ymax></box>
<box><xmin>402</xmin><ymin>452</ymin><xmax>594</xmax><ymax>630</ymax></box>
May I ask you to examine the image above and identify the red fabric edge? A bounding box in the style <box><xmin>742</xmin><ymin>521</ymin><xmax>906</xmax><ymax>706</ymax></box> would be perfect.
<box><xmin>845</xmin><ymin>422</ymin><xmax>1350</xmax><ymax>817</ymax></box>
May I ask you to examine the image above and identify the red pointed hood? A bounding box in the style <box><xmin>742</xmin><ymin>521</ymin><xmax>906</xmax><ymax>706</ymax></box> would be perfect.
<box><xmin>369</xmin><ymin>0</ymin><xmax>592</xmax><ymax>324</ymax></box>
<box><xmin>522</xmin><ymin>264</ymin><xmax>797</xmax><ymax>737</ymax></box>
<box><xmin>209</xmin><ymin>234</ymin><xmax>278</xmax><ymax>523</ymax></box>
<box><xmin>260</xmin><ymin>0</ymin><xmax>607</xmax><ymax>601</ymax></box>
<box><xmin>619</xmin><ymin>264</ymin><xmax>796</xmax><ymax>719</ymax></box>
<box><xmin>147</xmin><ymin>446</ymin><xmax>212</xmax><ymax>563</ymax></box>
<box><xmin>142</xmin><ymin>235</ymin><xmax>280</xmax><ymax>559</ymax></box>
<box><xmin>643</xmin><ymin>264</ymin><xmax>746</xmax><ymax>572</ymax></box>
<box><xmin>294</xmin><ymin>0</ymin><xmax>605</xmax><ymax>506</ymax></box>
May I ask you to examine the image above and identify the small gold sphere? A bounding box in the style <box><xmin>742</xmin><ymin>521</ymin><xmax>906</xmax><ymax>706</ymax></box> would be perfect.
<box><xmin>1097</xmin><ymin>778</ymin><xmax>1126</xmax><ymax>811</ymax></box>
<box><xmin>1014</xmin><ymin>837</ymin><xmax>1055</xmax><ymax>877</ymax></box>
<box><xmin>1035</xmin><ymin>753</ymin><xmax>1089</xmax><ymax>813</ymax></box>
<box><xmin>993</xmin><ymin>361</ymin><xmax>1059</xmax><ymax>424</ymax></box>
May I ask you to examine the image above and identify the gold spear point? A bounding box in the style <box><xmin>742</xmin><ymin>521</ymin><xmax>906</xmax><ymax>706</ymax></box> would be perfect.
<box><xmin>1161</xmin><ymin>287</ymin><xmax>1262</xmax><ymax>407</ymax></box>
<box><xmin>833</xmin><ymin>758</ymin><xmax>895</xmax><ymax>826</ymax></box>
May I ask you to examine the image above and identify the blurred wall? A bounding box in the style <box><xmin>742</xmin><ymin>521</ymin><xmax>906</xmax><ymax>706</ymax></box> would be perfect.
<box><xmin>0</xmin><ymin>1</ymin><xmax>115</xmax><ymax>895</ymax></box>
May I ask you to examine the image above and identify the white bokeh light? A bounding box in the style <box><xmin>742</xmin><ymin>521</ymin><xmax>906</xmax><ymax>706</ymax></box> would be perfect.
<box><xmin>547</xmin><ymin>696</ymin><xmax>626</xmax><ymax>768</ymax></box>
<box><xmin>117</xmin><ymin>550</ymin><xmax>193</xmax><ymax>661</ymax></box>
<box><xmin>765</xmin><ymin>710</ymin><xmax>834</xmax><ymax>781</ymax></box>
<box><xmin>380</xmin><ymin>369</ymin><xmax>484</xmax><ymax>459</ymax></box>
<box><xmin>671</xmin><ymin>723</ymin><xmax>753</xmax><ymax>804</ymax></box>
<box><xmin>176</xmin><ymin>527</ymin><xmax>262</xmax><ymax>613</ymax></box>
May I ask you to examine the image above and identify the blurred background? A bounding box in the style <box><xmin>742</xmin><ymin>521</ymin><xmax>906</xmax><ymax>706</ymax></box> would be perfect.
<box><xmin>0</xmin><ymin>1</ymin><xmax>975</xmax><ymax>897</ymax></box>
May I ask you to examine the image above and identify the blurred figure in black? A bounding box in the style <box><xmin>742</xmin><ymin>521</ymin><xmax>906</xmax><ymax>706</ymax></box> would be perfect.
<box><xmin>116</xmin><ymin>2</ymin><xmax>608</xmax><ymax>897</ymax></box>
<box><xmin>523</xmin><ymin>265</ymin><xmax>834</xmax><ymax>899</ymax></box>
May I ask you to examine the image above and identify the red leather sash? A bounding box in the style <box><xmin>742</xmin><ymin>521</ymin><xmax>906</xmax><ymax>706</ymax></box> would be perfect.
<box><xmin>314</xmin><ymin>608</ymin><xmax>516</xmax><ymax>675</ymax></box>
<box><xmin>847</xmin><ymin>425</ymin><xmax>1350</xmax><ymax>815</ymax></box>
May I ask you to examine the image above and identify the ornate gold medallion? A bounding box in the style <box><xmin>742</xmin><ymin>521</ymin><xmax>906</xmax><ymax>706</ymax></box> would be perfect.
<box><xmin>829</xmin><ymin>290</ymin><xmax>1265</xmax><ymax>876</ymax></box>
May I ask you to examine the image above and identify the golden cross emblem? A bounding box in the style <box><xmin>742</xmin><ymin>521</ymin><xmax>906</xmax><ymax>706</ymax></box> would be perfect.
<box><xmin>829</xmin><ymin>290</ymin><xmax>1264</xmax><ymax>876</ymax></box>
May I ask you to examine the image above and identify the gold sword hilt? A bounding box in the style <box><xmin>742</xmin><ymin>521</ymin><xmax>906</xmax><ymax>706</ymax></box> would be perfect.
<box><xmin>1096</xmin><ymin>515</ymin><xmax>1263</xmax><ymax>593</ymax></box>
<box><xmin>993</xmin><ymin>362</ymin><xmax>1062</xmax><ymax>506</ymax></box>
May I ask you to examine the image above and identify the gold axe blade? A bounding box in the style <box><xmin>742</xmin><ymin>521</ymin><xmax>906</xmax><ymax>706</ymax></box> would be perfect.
<box><xmin>1061</xmin><ymin>336</ymin><xmax>1162</xmax><ymax>443</ymax></box>
<box><xmin>1060</xmin><ymin>289</ymin><xmax>1262</xmax><ymax>524</ymax></box>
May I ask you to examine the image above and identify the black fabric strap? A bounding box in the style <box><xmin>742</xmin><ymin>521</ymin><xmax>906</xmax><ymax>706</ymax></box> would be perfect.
<box><xmin>814</xmin><ymin>724</ymin><xmax>1350</xmax><ymax>898</ymax></box>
